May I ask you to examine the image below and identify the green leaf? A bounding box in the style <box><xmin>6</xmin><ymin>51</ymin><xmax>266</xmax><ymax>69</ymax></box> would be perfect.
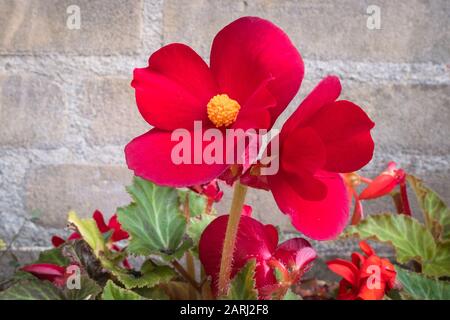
<box><xmin>396</xmin><ymin>267</ymin><xmax>450</xmax><ymax>300</ymax></box>
<box><xmin>171</xmin><ymin>238</ymin><xmax>195</xmax><ymax>260</ymax></box>
<box><xmin>423</xmin><ymin>242</ymin><xmax>450</xmax><ymax>277</ymax></box>
<box><xmin>0</xmin><ymin>274</ymin><xmax>101</xmax><ymax>300</ymax></box>
<box><xmin>0</xmin><ymin>239</ymin><xmax>5</xmax><ymax>250</ymax></box>
<box><xmin>0</xmin><ymin>279</ymin><xmax>63</xmax><ymax>300</ymax></box>
<box><xmin>117</xmin><ymin>177</ymin><xmax>188</xmax><ymax>259</ymax></box>
<box><xmin>11</xmin><ymin>270</ymin><xmax>37</xmax><ymax>282</ymax></box>
<box><xmin>223</xmin><ymin>259</ymin><xmax>258</xmax><ymax>300</ymax></box>
<box><xmin>134</xmin><ymin>286</ymin><xmax>169</xmax><ymax>300</ymax></box>
<box><xmin>102</xmin><ymin>280</ymin><xmax>146</xmax><ymax>300</ymax></box>
<box><xmin>407</xmin><ymin>175</ymin><xmax>450</xmax><ymax>242</ymax></box>
<box><xmin>36</xmin><ymin>247</ymin><xmax>70</xmax><ymax>266</ymax></box>
<box><xmin>187</xmin><ymin>215</ymin><xmax>215</xmax><ymax>244</ymax></box>
<box><xmin>187</xmin><ymin>215</ymin><xmax>215</xmax><ymax>257</ymax></box>
<box><xmin>63</xmin><ymin>274</ymin><xmax>102</xmax><ymax>300</ymax></box>
<box><xmin>112</xmin><ymin>260</ymin><xmax>175</xmax><ymax>289</ymax></box>
<box><xmin>345</xmin><ymin>214</ymin><xmax>436</xmax><ymax>264</ymax></box>
<box><xmin>68</xmin><ymin>211</ymin><xmax>105</xmax><ymax>256</ymax></box>
<box><xmin>179</xmin><ymin>190</ymin><xmax>207</xmax><ymax>217</ymax></box>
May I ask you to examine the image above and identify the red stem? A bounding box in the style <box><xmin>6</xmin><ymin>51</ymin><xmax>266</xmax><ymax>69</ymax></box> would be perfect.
<box><xmin>399</xmin><ymin>182</ymin><xmax>412</xmax><ymax>216</ymax></box>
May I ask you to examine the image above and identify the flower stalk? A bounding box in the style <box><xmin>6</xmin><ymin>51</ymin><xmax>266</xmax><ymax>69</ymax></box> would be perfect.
<box><xmin>217</xmin><ymin>181</ymin><xmax>248</xmax><ymax>296</ymax></box>
<box><xmin>171</xmin><ymin>260</ymin><xmax>201</xmax><ymax>292</ymax></box>
<box><xmin>182</xmin><ymin>194</ymin><xmax>197</xmax><ymax>296</ymax></box>
<box><xmin>399</xmin><ymin>182</ymin><xmax>412</xmax><ymax>216</ymax></box>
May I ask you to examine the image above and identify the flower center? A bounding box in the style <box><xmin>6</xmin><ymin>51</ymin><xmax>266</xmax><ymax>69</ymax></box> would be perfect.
<box><xmin>207</xmin><ymin>94</ymin><xmax>240</xmax><ymax>127</ymax></box>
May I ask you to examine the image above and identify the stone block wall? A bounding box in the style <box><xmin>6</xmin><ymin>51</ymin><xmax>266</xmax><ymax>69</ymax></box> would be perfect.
<box><xmin>0</xmin><ymin>0</ymin><xmax>449</xmax><ymax>278</ymax></box>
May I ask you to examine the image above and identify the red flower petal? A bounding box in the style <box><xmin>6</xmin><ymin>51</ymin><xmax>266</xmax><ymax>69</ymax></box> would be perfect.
<box><xmin>67</xmin><ymin>232</ymin><xmax>81</xmax><ymax>241</ymax></box>
<box><xmin>282</xmin><ymin>76</ymin><xmax>342</xmax><ymax>134</ymax></box>
<box><xmin>280</xmin><ymin>127</ymin><xmax>326</xmax><ymax>178</ymax></box>
<box><xmin>233</xmin><ymin>215</ymin><xmax>278</xmax><ymax>265</ymax></box>
<box><xmin>326</xmin><ymin>259</ymin><xmax>359</xmax><ymax>286</ymax></box>
<box><xmin>242</xmin><ymin>204</ymin><xmax>253</xmax><ymax>217</ymax></box>
<box><xmin>122</xmin><ymin>258</ymin><xmax>131</xmax><ymax>270</ymax></box>
<box><xmin>125</xmin><ymin>128</ymin><xmax>229</xmax><ymax>187</ymax></box>
<box><xmin>380</xmin><ymin>259</ymin><xmax>397</xmax><ymax>289</ymax></box>
<box><xmin>199</xmin><ymin>214</ymin><xmax>316</xmax><ymax>298</ymax></box>
<box><xmin>307</xmin><ymin>100</ymin><xmax>375</xmax><ymax>173</ymax></box>
<box><xmin>51</xmin><ymin>236</ymin><xmax>65</xmax><ymax>248</ymax></box>
<box><xmin>240</xmin><ymin>169</ymin><xmax>270</xmax><ymax>191</ymax></box>
<box><xmin>359</xmin><ymin>241</ymin><xmax>375</xmax><ymax>256</ymax></box>
<box><xmin>92</xmin><ymin>210</ymin><xmax>109</xmax><ymax>233</ymax></box>
<box><xmin>351</xmin><ymin>252</ymin><xmax>366</xmax><ymax>268</ymax></box>
<box><xmin>274</xmin><ymin>238</ymin><xmax>316</xmax><ymax>272</ymax></box>
<box><xmin>199</xmin><ymin>215</ymin><xmax>279</xmax><ymax>295</ymax></box>
<box><xmin>359</xmin><ymin>254</ymin><xmax>396</xmax><ymax>289</ymax></box>
<box><xmin>232</xmin><ymin>79</ymin><xmax>276</xmax><ymax>132</ymax></box>
<box><xmin>201</xmin><ymin>180</ymin><xmax>224</xmax><ymax>202</ymax></box>
<box><xmin>359</xmin><ymin>175</ymin><xmax>397</xmax><ymax>200</ymax></box>
<box><xmin>132</xmin><ymin>43</ymin><xmax>217</xmax><ymax>131</ymax></box>
<box><xmin>268</xmin><ymin>171</ymin><xmax>349</xmax><ymax>240</ymax></box>
<box><xmin>269</xmin><ymin>126</ymin><xmax>328</xmax><ymax>202</ymax></box>
<box><xmin>359</xmin><ymin>255</ymin><xmax>382</xmax><ymax>279</ymax></box>
<box><xmin>330</xmin><ymin>241</ymin><xmax>396</xmax><ymax>300</ymax></box>
<box><xmin>108</xmin><ymin>214</ymin><xmax>129</xmax><ymax>242</ymax></box>
<box><xmin>210</xmin><ymin>17</ymin><xmax>303</xmax><ymax>122</ymax></box>
<box><xmin>336</xmin><ymin>279</ymin><xmax>359</xmax><ymax>300</ymax></box>
<box><xmin>21</xmin><ymin>263</ymin><xmax>66</xmax><ymax>283</ymax></box>
<box><xmin>264</xmin><ymin>225</ymin><xmax>279</xmax><ymax>247</ymax></box>
<box><xmin>358</xmin><ymin>280</ymin><xmax>386</xmax><ymax>300</ymax></box>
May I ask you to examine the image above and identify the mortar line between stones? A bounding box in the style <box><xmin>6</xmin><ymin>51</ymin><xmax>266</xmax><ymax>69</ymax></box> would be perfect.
<box><xmin>0</xmin><ymin>56</ymin><xmax>448</xmax><ymax>85</ymax></box>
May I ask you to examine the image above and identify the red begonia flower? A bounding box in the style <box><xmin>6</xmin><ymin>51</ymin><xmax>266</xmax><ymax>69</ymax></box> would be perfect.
<box><xmin>53</xmin><ymin>210</ymin><xmax>128</xmax><ymax>247</ymax></box>
<box><xmin>327</xmin><ymin>241</ymin><xmax>396</xmax><ymax>300</ymax></box>
<box><xmin>106</xmin><ymin>214</ymin><xmax>129</xmax><ymax>242</ymax></box>
<box><xmin>52</xmin><ymin>210</ymin><xmax>130</xmax><ymax>268</ymax></box>
<box><xmin>357</xmin><ymin>162</ymin><xmax>411</xmax><ymax>215</ymax></box>
<box><xmin>125</xmin><ymin>17</ymin><xmax>304</xmax><ymax>187</ymax></box>
<box><xmin>189</xmin><ymin>179</ymin><xmax>224</xmax><ymax>213</ymax></box>
<box><xmin>199</xmin><ymin>211</ymin><xmax>316</xmax><ymax>299</ymax></box>
<box><xmin>195</xmin><ymin>180</ymin><xmax>224</xmax><ymax>203</ymax></box>
<box><xmin>260</xmin><ymin>76</ymin><xmax>375</xmax><ymax>240</ymax></box>
<box><xmin>21</xmin><ymin>263</ymin><xmax>68</xmax><ymax>286</ymax></box>
<box><xmin>359</xmin><ymin>162</ymin><xmax>405</xmax><ymax>200</ymax></box>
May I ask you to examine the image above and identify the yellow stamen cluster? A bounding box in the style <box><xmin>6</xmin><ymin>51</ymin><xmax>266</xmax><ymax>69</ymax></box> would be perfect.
<box><xmin>207</xmin><ymin>94</ymin><xmax>241</xmax><ymax>127</ymax></box>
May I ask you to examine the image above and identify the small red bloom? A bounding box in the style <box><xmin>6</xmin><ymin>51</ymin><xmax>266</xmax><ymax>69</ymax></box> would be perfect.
<box><xmin>106</xmin><ymin>214</ymin><xmax>129</xmax><ymax>243</ymax></box>
<box><xmin>53</xmin><ymin>210</ymin><xmax>128</xmax><ymax>247</ymax></box>
<box><xmin>258</xmin><ymin>76</ymin><xmax>375</xmax><ymax>240</ymax></box>
<box><xmin>51</xmin><ymin>235</ymin><xmax>66</xmax><ymax>247</ymax></box>
<box><xmin>198</xmin><ymin>181</ymin><xmax>224</xmax><ymax>203</ymax></box>
<box><xmin>189</xmin><ymin>179</ymin><xmax>224</xmax><ymax>213</ymax></box>
<box><xmin>52</xmin><ymin>210</ymin><xmax>130</xmax><ymax>268</ymax></box>
<box><xmin>125</xmin><ymin>17</ymin><xmax>304</xmax><ymax>187</ymax></box>
<box><xmin>359</xmin><ymin>162</ymin><xmax>406</xmax><ymax>200</ymax></box>
<box><xmin>199</xmin><ymin>209</ymin><xmax>316</xmax><ymax>299</ymax></box>
<box><xmin>327</xmin><ymin>241</ymin><xmax>396</xmax><ymax>300</ymax></box>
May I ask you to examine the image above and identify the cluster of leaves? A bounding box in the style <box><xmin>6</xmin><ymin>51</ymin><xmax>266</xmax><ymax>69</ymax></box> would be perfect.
<box><xmin>0</xmin><ymin>177</ymin><xmax>259</xmax><ymax>300</ymax></box>
<box><xmin>345</xmin><ymin>175</ymin><xmax>450</xmax><ymax>299</ymax></box>
<box><xmin>0</xmin><ymin>173</ymin><xmax>448</xmax><ymax>300</ymax></box>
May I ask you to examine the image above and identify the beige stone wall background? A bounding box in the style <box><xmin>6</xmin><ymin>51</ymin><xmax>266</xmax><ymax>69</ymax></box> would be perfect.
<box><xmin>0</xmin><ymin>0</ymin><xmax>449</xmax><ymax>277</ymax></box>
